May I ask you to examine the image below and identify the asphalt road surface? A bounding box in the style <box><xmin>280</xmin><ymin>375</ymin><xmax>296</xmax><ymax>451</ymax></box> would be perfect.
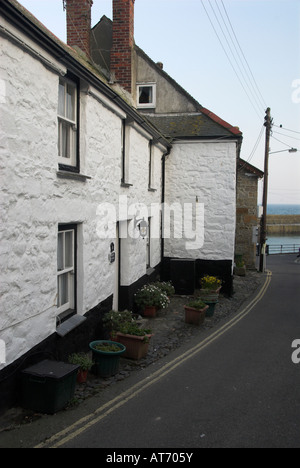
<box><xmin>49</xmin><ymin>255</ymin><xmax>300</xmax><ymax>449</ymax></box>
<box><xmin>1</xmin><ymin>255</ymin><xmax>299</xmax><ymax>450</ymax></box>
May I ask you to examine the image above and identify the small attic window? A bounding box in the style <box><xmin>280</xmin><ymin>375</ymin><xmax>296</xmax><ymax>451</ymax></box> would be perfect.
<box><xmin>137</xmin><ymin>83</ymin><xmax>156</xmax><ymax>109</ymax></box>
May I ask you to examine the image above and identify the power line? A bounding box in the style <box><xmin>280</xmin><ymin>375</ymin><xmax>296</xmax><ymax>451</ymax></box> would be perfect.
<box><xmin>272</xmin><ymin>130</ymin><xmax>300</xmax><ymax>142</ymax></box>
<box><xmin>214</xmin><ymin>0</ymin><xmax>266</xmax><ymax>112</ymax></box>
<box><xmin>220</xmin><ymin>0</ymin><xmax>267</xmax><ymax>110</ymax></box>
<box><xmin>200</xmin><ymin>0</ymin><xmax>266</xmax><ymax>120</ymax></box>
<box><xmin>271</xmin><ymin>134</ymin><xmax>296</xmax><ymax>149</ymax></box>
<box><xmin>246</xmin><ymin>124</ymin><xmax>265</xmax><ymax>163</ymax></box>
<box><xmin>273</xmin><ymin>124</ymin><xmax>300</xmax><ymax>135</ymax></box>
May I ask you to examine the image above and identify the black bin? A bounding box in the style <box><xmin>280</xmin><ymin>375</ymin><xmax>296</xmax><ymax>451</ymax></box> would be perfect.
<box><xmin>170</xmin><ymin>259</ymin><xmax>195</xmax><ymax>295</ymax></box>
<box><xmin>21</xmin><ymin>360</ymin><xmax>79</xmax><ymax>414</ymax></box>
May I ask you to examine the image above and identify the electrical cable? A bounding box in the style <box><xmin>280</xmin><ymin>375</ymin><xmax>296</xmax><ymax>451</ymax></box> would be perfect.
<box><xmin>213</xmin><ymin>0</ymin><xmax>266</xmax><ymax>113</ymax></box>
<box><xmin>273</xmin><ymin>124</ymin><xmax>300</xmax><ymax>135</ymax></box>
<box><xmin>220</xmin><ymin>0</ymin><xmax>267</xmax><ymax>110</ymax></box>
<box><xmin>200</xmin><ymin>0</ymin><xmax>265</xmax><ymax>120</ymax></box>
<box><xmin>271</xmin><ymin>134</ymin><xmax>296</xmax><ymax>149</ymax></box>
<box><xmin>272</xmin><ymin>130</ymin><xmax>300</xmax><ymax>142</ymax></box>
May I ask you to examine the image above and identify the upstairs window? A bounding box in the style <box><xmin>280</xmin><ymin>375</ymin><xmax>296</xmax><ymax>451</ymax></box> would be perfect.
<box><xmin>58</xmin><ymin>76</ymin><xmax>79</xmax><ymax>170</ymax></box>
<box><xmin>137</xmin><ymin>83</ymin><xmax>156</xmax><ymax>109</ymax></box>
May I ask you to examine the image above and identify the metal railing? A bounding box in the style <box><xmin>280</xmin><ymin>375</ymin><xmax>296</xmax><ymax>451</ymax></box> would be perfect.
<box><xmin>267</xmin><ymin>244</ymin><xmax>300</xmax><ymax>255</ymax></box>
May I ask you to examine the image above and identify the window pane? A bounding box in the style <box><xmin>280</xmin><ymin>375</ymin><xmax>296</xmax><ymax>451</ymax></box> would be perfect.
<box><xmin>58</xmin><ymin>273</ymin><xmax>68</xmax><ymax>307</ymax></box>
<box><xmin>66</xmin><ymin>83</ymin><xmax>75</xmax><ymax>121</ymax></box>
<box><xmin>57</xmin><ymin>232</ymin><xmax>64</xmax><ymax>271</ymax></box>
<box><xmin>139</xmin><ymin>86</ymin><xmax>152</xmax><ymax>104</ymax></box>
<box><xmin>58</xmin><ymin>81</ymin><xmax>65</xmax><ymax>116</ymax></box>
<box><xmin>65</xmin><ymin>231</ymin><xmax>74</xmax><ymax>268</ymax></box>
<box><xmin>61</xmin><ymin>121</ymin><xmax>70</xmax><ymax>158</ymax></box>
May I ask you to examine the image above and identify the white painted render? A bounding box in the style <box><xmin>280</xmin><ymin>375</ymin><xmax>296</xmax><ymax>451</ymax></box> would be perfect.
<box><xmin>164</xmin><ymin>140</ymin><xmax>237</xmax><ymax>262</ymax></box>
<box><xmin>0</xmin><ymin>30</ymin><xmax>164</xmax><ymax>368</ymax></box>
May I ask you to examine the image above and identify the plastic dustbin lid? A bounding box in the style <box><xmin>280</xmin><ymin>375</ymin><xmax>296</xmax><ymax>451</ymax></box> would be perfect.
<box><xmin>22</xmin><ymin>359</ymin><xmax>80</xmax><ymax>380</ymax></box>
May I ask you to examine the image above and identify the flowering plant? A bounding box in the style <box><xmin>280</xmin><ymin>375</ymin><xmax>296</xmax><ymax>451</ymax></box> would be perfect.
<box><xmin>152</xmin><ymin>281</ymin><xmax>175</xmax><ymax>297</ymax></box>
<box><xmin>102</xmin><ymin>309</ymin><xmax>134</xmax><ymax>334</ymax></box>
<box><xmin>134</xmin><ymin>284</ymin><xmax>169</xmax><ymax>309</ymax></box>
<box><xmin>201</xmin><ymin>275</ymin><xmax>222</xmax><ymax>290</ymax></box>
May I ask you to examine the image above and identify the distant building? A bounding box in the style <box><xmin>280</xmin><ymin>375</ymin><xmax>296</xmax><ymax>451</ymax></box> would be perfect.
<box><xmin>236</xmin><ymin>159</ymin><xmax>264</xmax><ymax>268</ymax></box>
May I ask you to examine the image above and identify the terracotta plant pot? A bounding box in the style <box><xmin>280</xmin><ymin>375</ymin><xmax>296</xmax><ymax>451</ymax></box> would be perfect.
<box><xmin>184</xmin><ymin>305</ymin><xmax>209</xmax><ymax>326</ymax></box>
<box><xmin>76</xmin><ymin>369</ymin><xmax>88</xmax><ymax>384</ymax></box>
<box><xmin>116</xmin><ymin>332</ymin><xmax>153</xmax><ymax>360</ymax></box>
<box><xmin>143</xmin><ymin>306</ymin><xmax>157</xmax><ymax>318</ymax></box>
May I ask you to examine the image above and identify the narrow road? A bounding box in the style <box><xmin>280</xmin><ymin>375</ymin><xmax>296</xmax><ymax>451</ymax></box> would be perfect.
<box><xmin>45</xmin><ymin>255</ymin><xmax>299</xmax><ymax>449</ymax></box>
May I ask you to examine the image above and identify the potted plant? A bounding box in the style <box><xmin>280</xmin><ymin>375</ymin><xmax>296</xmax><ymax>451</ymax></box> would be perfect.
<box><xmin>89</xmin><ymin>340</ymin><xmax>126</xmax><ymax>378</ymax></box>
<box><xmin>102</xmin><ymin>309</ymin><xmax>134</xmax><ymax>339</ymax></box>
<box><xmin>184</xmin><ymin>299</ymin><xmax>209</xmax><ymax>326</ymax></box>
<box><xmin>234</xmin><ymin>256</ymin><xmax>246</xmax><ymax>276</ymax></box>
<box><xmin>116</xmin><ymin>322</ymin><xmax>153</xmax><ymax>360</ymax></box>
<box><xmin>152</xmin><ymin>281</ymin><xmax>175</xmax><ymax>299</ymax></box>
<box><xmin>68</xmin><ymin>353</ymin><xmax>93</xmax><ymax>383</ymax></box>
<box><xmin>134</xmin><ymin>284</ymin><xmax>169</xmax><ymax>317</ymax></box>
<box><xmin>198</xmin><ymin>275</ymin><xmax>222</xmax><ymax>301</ymax></box>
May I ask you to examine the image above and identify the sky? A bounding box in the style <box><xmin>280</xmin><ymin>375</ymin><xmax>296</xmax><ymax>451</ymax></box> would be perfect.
<box><xmin>17</xmin><ymin>0</ymin><xmax>300</xmax><ymax>205</ymax></box>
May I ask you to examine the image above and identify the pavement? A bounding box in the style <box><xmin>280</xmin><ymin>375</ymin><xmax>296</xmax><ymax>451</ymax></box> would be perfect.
<box><xmin>0</xmin><ymin>268</ymin><xmax>265</xmax><ymax>445</ymax></box>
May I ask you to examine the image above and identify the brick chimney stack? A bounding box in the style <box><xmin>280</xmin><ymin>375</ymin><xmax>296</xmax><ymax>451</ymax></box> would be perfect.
<box><xmin>66</xmin><ymin>0</ymin><xmax>93</xmax><ymax>57</ymax></box>
<box><xmin>111</xmin><ymin>0</ymin><xmax>135</xmax><ymax>93</ymax></box>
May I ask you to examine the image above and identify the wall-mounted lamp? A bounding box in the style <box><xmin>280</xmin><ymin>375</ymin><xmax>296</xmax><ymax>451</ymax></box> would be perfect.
<box><xmin>136</xmin><ymin>219</ymin><xmax>148</xmax><ymax>239</ymax></box>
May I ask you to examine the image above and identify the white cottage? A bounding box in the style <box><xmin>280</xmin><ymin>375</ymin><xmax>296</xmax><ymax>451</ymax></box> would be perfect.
<box><xmin>91</xmin><ymin>0</ymin><xmax>243</xmax><ymax>294</ymax></box>
<box><xmin>0</xmin><ymin>0</ymin><xmax>170</xmax><ymax>410</ymax></box>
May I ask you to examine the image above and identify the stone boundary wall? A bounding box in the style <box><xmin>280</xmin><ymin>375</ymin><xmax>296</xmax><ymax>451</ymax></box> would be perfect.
<box><xmin>267</xmin><ymin>215</ymin><xmax>300</xmax><ymax>234</ymax></box>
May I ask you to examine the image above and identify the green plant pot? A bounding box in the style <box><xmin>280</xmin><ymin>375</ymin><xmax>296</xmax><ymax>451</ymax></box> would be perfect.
<box><xmin>198</xmin><ymin>288</ymin><xmax>221</xmax><ymax>301</ymax></box>
<box><xmin>89</xmin><ymin>340</ymin><xmax>126</xmax><ymax>378</ymax></box>
<box><xmin>204</xmin><ymin>300</ymin><xmax>218</xmax><ymax>317</ymax></box>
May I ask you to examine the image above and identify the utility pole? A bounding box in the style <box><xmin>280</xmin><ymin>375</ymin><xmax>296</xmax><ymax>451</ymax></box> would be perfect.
<box><xmin>259</xmin><ymin>107</ymin><xmax>272</xmax><ymax>272</ymax></box>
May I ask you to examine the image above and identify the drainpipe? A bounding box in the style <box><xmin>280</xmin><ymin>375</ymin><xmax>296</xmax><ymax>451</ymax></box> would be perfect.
<box><xmin>161</xmin><ymin>147</ymin><xmax>171</xmax><ymax>275</ymax></box>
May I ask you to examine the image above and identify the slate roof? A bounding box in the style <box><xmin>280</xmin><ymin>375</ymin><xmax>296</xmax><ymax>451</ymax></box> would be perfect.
<box><xmin>91</xmin><ymin>20</ymin><xmax>242</xmax><ymax>141</ymax></box>
<box><xmin>238</xmin><ymin>159</ymin><xmax>264</xmax><ymax>178</ymax></box>
<box><xmin>146</xmin><ymin>113</ymin><xmax>241</xmax><ymax>140</ymax></box>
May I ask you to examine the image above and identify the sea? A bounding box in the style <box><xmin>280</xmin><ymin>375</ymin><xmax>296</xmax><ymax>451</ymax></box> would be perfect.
<box><xmin>264</xmin><ymin>204</ymin><xmax>300</xmax><ymax>250</ymax></box>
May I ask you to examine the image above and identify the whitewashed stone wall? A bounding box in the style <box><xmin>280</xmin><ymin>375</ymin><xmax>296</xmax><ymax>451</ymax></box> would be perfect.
<box><xmin>0</xmin><ymin>30</ymin><xmax>164</xmax><ymax>368</ymax></box>
<box><xmin>164</xmin><ymin>141</ymin><xmax>237</xmax><ymax>262</ymax></box>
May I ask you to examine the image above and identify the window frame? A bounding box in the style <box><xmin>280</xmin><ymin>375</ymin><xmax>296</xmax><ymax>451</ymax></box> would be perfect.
<box><xmin>137</xmin><ymin>83</ymin><xmax>156</xmax><ymax>109</ymax></box>
<box><xmin>121</xmin><ymin>119</ymin><xmax>132</xmax><ymax>187</ymax></box>
<box><xmin>148</xmin><ymin>140</ymin><xmax>156</xmax><ymax>190</ymax></box>
<box><xmin>58</xmin><ymin>74</ymin><xmax>80</xmax><ymax>173</ymax></box>
<box><xmin>57</xmin><ymin>224</ymin><xmax>77</xmax><ymax>322</ymax></box>
<box><xmin>146</xmin><ymin>217</ymin><xmax>151</xmax><ymax>269</ymax></box>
